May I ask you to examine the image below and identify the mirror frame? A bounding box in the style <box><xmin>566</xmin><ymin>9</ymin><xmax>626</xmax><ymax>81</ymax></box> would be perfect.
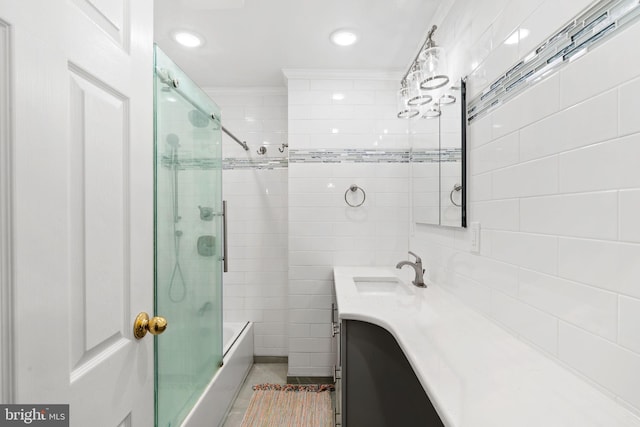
<box><xmin>411</xmin><ymin>78</ymin><xmax>467</xmax><ymax>228</ymax></box>
<box><xmin>461</xmin><ymin>78</ymin><xmax>467</xmax><ymax>228</ymax></box>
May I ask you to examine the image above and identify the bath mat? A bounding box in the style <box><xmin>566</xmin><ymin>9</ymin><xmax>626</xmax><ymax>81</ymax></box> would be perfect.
<box><xmin>240</xmin><ymin>384</ymin><xmax>334</xmax><ymax>427</ymax></box>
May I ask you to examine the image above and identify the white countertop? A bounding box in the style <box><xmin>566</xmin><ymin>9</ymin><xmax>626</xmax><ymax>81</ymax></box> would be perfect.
<box><xmin>333</xmin><ymin>266</ymin><xmax>640</xmax><ymax>427</ymax></box>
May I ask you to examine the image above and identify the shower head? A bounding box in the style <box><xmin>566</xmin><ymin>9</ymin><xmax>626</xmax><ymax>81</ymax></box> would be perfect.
<box><xmin>188</xmin><ymin>109</ymin><xmax>211</xmax><ymax>128</ymax></box>
<box><xmin>166</xmin><ymin>133</ymin><xmax>180</xmax><ymax>148</ymax></box>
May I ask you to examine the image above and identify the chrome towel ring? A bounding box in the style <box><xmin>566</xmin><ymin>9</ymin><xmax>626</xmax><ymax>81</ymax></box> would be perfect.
<box><xmin>449</xmin><ymin>184</ymin><xmax>462</xmax><ymax>207</ymax></box>
<box><xmin>345</xmin><ymin>185</ymin><xmax>366</xmax><ymax>207</ymax></box>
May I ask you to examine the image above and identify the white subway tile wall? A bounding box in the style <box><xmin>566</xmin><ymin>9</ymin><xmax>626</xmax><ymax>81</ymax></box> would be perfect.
<box><xmin>287</xmin><ymin>76</ymin><xmax>410</xmax><ymax>376</ymax></box>
<box><xmin>205</xmin><ymin>88</ymin><xmax>289</xmax><ymax>357</ymax></box>
<box><xmin>411</xmin><ymin>0</ymin><xmax>640</xmax><ymax>413</ymax></box>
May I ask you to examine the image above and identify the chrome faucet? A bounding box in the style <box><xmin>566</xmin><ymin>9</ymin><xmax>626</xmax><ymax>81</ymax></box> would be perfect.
<box><xmin>396</xmin><ymin>251</ymin><xmax>426</xmax><ymax>288</ymax></box>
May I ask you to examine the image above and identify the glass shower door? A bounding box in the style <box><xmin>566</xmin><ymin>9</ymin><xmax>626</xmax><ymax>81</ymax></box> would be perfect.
<box><xmin>154</xmin><ymin>46</ymin><xmax>224</xmax><ymax>427</ymax></box>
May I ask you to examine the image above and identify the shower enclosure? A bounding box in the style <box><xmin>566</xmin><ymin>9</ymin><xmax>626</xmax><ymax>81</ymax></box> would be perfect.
<box><xmin>154</xmin><ymin>46</ymin><xmax>224</xmax><ymax>427</ymax></box>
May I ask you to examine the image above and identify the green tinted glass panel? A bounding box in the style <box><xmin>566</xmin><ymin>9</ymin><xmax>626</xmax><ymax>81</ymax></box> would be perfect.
<box><xmin>153</xmin><ymin>46</ymin><xmax>223</xmax><ymax>427</ymax></box>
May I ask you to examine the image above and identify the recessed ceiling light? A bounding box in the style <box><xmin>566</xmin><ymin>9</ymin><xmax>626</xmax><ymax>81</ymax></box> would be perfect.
<box><xmin>332</xmin><ymin>93</ymin><xmax>345</xmax><ymax>101</ymax></box>
<box><xmin>330</xmin><ymin>29</ymin><xmax>358</xmax><ymax>47</ymax></box>
<box><xmin>173</xmin><ymin>30</ymin><xmax>204</xmax><ymax>48</ymax></box>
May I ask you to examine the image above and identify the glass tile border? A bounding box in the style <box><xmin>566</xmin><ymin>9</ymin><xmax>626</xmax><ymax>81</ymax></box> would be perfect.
<box><xmin>160</xmin><ymin>156</ymin><xmax>289</xmax><ymax>170</ymax></box>
<box><xmin>289</xmin><ymin>149</ymin><xmax>411</xmax><ymax>164</ymax></box>
<box><xmin>180</xmin><ymin>148</ymin><xmax>461</xmax><ymax>169</ymax></box>
<box><xmin>160</xmin><ymin>155</ymin><xmax>222</xmax><ymax>170</ymax></box>
<box><xmin>223</xmin><ymin>157</ymin><xmax>288</xmax><ymax>170</ymax></box>
<box><xmin>411</xmin><ymin>148</ymin><xmax>462</xmax><ymax>163</ymax></box>
<box><xmin>467</xmin><ymin>0</ymin><xmax>640</xmax><ymax>124</ymax></box>
<box><xmin>440</xmin><ymin>148</ymin><xmax>463</xmax><ymax>163</ymax></box>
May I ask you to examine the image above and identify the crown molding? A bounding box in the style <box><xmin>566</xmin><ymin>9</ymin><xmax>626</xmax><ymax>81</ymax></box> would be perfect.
<box><xmin>281</xmin><ymin>68</ymin><xmax>403</xmax><ymax>82</ymax></box>
<box><xmin>202</xmin><ymin>86</ymin><xmax>286</xmax><ymax>95</ymax></box>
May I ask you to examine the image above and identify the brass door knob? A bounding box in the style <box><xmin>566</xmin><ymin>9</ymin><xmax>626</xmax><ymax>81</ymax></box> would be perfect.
<box><xmin>133</xmin><ymin>312</ymin><xmax>168</xmax><ymax>340</ymax></box>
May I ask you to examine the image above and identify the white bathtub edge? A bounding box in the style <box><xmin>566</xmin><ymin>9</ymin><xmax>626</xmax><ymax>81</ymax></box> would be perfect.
<box><xmin>181</xmin><ymin>322</ymin><xmax>254</xmax><ymax>427</ymax></box>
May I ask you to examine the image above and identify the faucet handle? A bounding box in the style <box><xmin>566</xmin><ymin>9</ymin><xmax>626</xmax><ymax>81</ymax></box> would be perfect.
<box><xmin>408</xmin><ymin>251</ymin><xmax>422</xmax><ymax>263</ymax></box>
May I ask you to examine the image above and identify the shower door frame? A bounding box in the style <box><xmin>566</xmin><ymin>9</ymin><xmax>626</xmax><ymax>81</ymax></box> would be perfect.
<box><xmin>154</xmin><ymin>46</ymin><xmax>225</xmax><ymax>427</ymax></box>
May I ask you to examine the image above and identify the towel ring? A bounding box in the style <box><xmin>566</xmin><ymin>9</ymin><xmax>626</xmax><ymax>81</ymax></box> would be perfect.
<box><xmin>449</xmin><ymin>184</ymin><xmax>462</xmax><ymax>207</ymax></box>
<box><xmin>345</xmin><ymin>185</ymin><xmax>366</xmax><ymax>207</ymax></box>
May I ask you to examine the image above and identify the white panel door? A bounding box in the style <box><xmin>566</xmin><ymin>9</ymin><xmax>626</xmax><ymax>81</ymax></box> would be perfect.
<box><xmin>0</xmin><ymin>0</ymin><xmax>154</xmax><ymax>426</ymax></box>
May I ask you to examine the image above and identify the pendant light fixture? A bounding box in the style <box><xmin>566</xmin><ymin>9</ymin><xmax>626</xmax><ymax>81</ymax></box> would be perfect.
<box><xmin>418</xmin><ymin>30</ymin><xmax>449</xmax><ymax>90</ymax></box>
<box><xmin>397</xmin><ymin>25</ymin><xmax>452</xmax><ymax>119</ymax></box>
<box><xmin>397</xmin><ymin>82</ymin><xmax>420</xmax><ymax>118</ymax></box>
<box><xmin>406</xmin><ymin>68</ymin><xmax>433</xmax><ymax>107</ymax></box>
<box><xmin>423</xmin><ymin>104</ymin><xmax>441</xmax><ymax>119</ymax></box>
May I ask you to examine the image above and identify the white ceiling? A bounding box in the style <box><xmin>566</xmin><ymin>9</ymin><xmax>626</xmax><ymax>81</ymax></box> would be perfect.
<box><xmin>154</xmin><ymin>0</ymin><xmax>442</xmax><ymax>88</ymax></box>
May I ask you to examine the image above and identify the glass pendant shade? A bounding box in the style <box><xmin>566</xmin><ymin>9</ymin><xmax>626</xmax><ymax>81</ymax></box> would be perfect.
<box><xmin>422</xmin><ymin>103</ymin><xmax>441</xmax><ymax>119</ymax></box>
<box><xmin>397</xmin><ymin>86</ymin><xmax>420</xmax><ymax>118</ymax></box>
<box><xmin>419</xmin><ymin>46</ymin><xmax>449</xmax><ymax>90</ymax></box>
<box><xmin>438</xmin><ymin>93</ymin><xmax>456</xmax><ymax>105</ymax></box>
<box><xmin>406</xmin><ymin>70</ymin><xmax>432</xmax><ymax>106</ymax></box>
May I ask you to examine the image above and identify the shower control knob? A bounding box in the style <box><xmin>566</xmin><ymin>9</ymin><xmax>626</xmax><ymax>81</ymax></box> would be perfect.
<box><xmin>133</xmin><ymin>312</ymin><xmax>168</xmax><ymax>339</ymax></box>
<box><xmin>331</xmin><ymin>322</ymin><xmax>340</xmax><ymax>337</ymax></box>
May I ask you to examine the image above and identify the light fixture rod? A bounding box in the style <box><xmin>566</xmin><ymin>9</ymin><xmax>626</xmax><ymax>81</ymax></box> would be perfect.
<box><xmin>401</xmin><ymin>24</ymin><xmax>438</xmax><ymax>83</ymax></box>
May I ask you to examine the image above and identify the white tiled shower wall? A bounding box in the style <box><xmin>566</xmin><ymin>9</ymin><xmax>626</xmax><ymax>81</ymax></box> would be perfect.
<box><xmin>286</xmin><ymin>76</ymin><xmax>411</xmax><ymax>376</ymax></box>
<box><xmin>204</xmin><ymin>88</ymin><xmax>289</xmax><ymax>356</ymax></box>
<box><xmin>412</xmin><ymin>0</ymin><xmax>640</xmax><ymax>413</ymax></box>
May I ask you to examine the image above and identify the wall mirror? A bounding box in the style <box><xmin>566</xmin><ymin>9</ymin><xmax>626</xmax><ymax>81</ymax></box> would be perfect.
<box><xmin>410</xmin><ymin>78</ymin><xmax>466</xmax><ymax>228</ymax></box>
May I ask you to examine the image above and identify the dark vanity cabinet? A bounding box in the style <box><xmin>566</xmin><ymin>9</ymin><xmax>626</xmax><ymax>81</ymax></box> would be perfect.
<box><xmin>334</xmin><ymin>317</ymin><xmax>444</xmax><ymax>427</ymax></box>
<box><xmin>331</xmin><ymin>303</ymin><xmax>343</xmax><ymax>426</ymax></box>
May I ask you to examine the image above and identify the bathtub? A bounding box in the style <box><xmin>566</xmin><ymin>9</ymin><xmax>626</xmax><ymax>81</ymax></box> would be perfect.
<box><xmin>223</xmin><ymin>322</ymin><xmax>248</xmax><ymax>355</ymax></box>
<box><xmin>181</xmin><ymin>322</ymin><xmax>253</xmax><ymax>427</ymax></box>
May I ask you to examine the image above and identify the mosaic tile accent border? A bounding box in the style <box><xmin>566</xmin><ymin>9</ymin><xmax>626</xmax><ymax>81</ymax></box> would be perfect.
<box><xmin>410</xmin><ymin>150</ymin><xmax>439</xmax><ymax>163</ymax></box>
<box><xmin>411</xmin><ymin>148</ymin><xmax>462</xmax><ymax>163</ymax></box>
<box><xmin>161</xmin><ymin>156</ymin><xmax>221</xmax><ymax>170</ymax></box>
<box><xmin>289</xmin><ymin>149</ymin><xmax>410</xmax><ymax>163</ymax></box>
<box><xmin>162</xmin><ymin>149</ymin><xmax>460</xmax><ymax>169</ymax></box>
<box><xmin>440</xmin><ymin>148</ymin><xmax>462</xmax><ymax>163</ymax></box>
<box><xmin>467</xmin><ymin>0</ymin><xmax>640</xmax><ymax>124</ymax></box>
<box><xmin>223</xmin><ymin>157</ymin><xmax>289</xmax><ymax>170</ymax></box>
<box><xmin>161</xmin><ymin>156</ymin><xmax>289</xmax><ymax>170</ymax></box>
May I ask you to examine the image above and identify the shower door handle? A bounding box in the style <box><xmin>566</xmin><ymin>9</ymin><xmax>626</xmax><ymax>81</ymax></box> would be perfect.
<box><xmin>222</xmin><ymin>200</ymin><xmax>228</xmax><ymax>273</ymax></box>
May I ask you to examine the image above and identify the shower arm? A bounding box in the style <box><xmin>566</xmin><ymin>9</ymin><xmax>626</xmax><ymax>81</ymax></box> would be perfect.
<box><xmin>157</xmin><ymin>69</ymin><xmax>250</xmax><ymax>151</ymax></box>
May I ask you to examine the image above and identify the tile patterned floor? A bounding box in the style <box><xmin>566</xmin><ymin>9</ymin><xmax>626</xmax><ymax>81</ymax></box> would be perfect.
<box><xmin>221</xmin><ymin>363</ymin><xmax>289</xmax><ymax>427</ymax></box>
<box><xmin>221</xmin><ymin>363</ymin><xmax>336</xmax><ymax>427</ymax></box>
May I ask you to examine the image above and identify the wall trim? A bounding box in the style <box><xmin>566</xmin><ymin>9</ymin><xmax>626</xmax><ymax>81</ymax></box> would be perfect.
<box><xmin>0</xmin><ymin>18</ymin><xmax>14</xmax><ymax>403</ymax></box>
<box><xmin>281</xmin><ymin>68</ymin><xmax>403</xmax><ymax>81</ymax></box>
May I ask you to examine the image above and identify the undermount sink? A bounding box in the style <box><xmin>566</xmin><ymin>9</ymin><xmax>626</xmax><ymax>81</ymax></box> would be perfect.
<box><xmin>353</xmin><ymin>277</ymin><xmax>412</xmax><ymax>295</ymax></box>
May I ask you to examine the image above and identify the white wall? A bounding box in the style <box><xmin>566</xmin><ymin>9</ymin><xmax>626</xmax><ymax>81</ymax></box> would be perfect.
<box><xmin>412</xmin><ymin>0</ymin><xmax>640</xmax><ymax>414</ymax></box>
<box><xmin>286</xmin><ymin>74</ymin><xmax>411</xmax><ymax>376</ymax></box>
<box><xmin>0</xmin><ymin>19</ymin><xmax>11</xmax><ymax>403</ymax></box>
<box><xmin>205</xmin><ymin>88</ymin><xmax>289</xmax><ymax>357</ymax></box>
